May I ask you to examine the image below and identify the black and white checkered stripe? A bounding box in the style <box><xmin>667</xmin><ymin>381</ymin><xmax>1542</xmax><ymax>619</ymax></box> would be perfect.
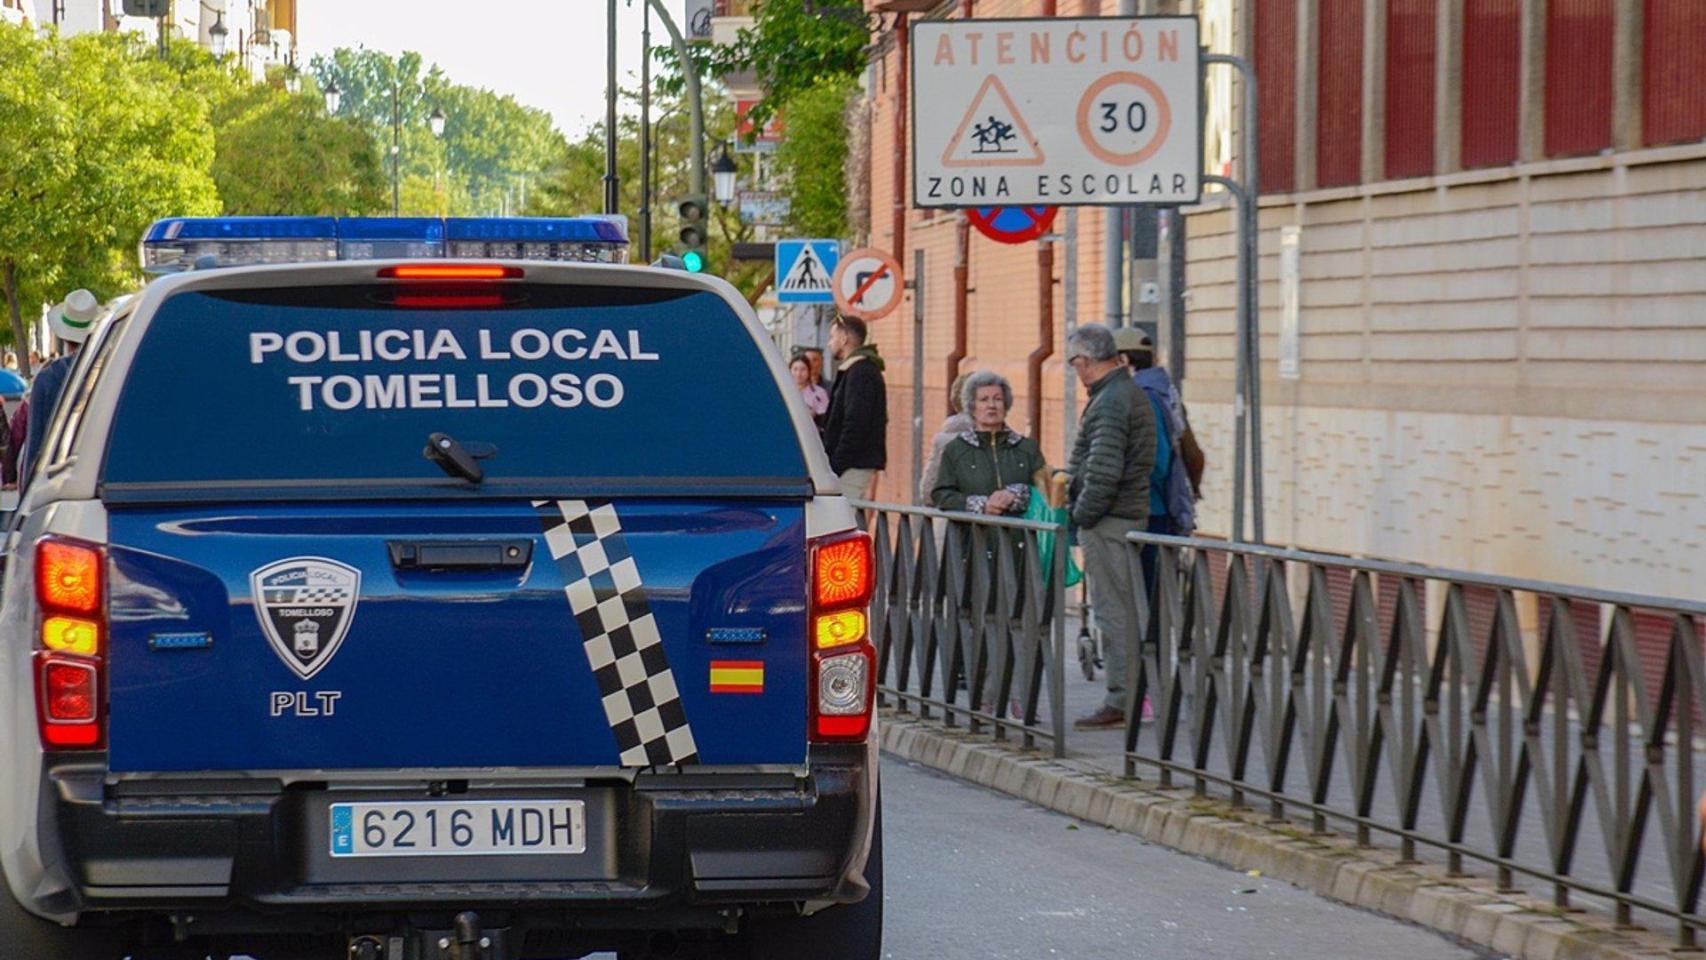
<box><xmin>535</xmin><ymin>499</ymin><xmax>698</xmax><ymax>767</ymax></box>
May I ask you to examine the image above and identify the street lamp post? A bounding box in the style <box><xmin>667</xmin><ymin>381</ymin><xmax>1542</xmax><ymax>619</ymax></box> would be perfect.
<box><xmin>390</xmin><ymin>84</ymin><xmax>401</xmax><ymax>217</ymax></box>
<box><xmin>323</xmin><ymin>81</ymin><xmax>341</xmax><ymax>114</ymax></box>
<box><xmin>208</xmin><ymin>11</ymin><xmax>227</xmax><ymax>58</ymax></box>
<box><xmin>711</xmin><ymin>144</ymin><xmax>738</xmax><ymax>206</ymax></box>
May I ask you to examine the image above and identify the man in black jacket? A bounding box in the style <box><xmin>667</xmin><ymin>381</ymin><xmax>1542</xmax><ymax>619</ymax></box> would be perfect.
<box><xmin>822</xmin><ymin>316</ymin><xmax>888</xmax><ymax>501</ymax></box>
<box><xmin>1065</xmin><ymin>323</ymin><xmax>1157</xmax><ymax>729</ymax></box>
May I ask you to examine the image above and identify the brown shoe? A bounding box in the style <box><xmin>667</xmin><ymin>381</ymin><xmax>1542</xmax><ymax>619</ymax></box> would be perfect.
<box><xmin>1073</xmin><ymin>705</ymin><xmax>1125</xmax><ymax>729</ymax></box>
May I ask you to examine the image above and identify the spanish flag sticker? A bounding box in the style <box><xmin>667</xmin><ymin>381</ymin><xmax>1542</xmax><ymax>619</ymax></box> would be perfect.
<box><xmin>709</xmin><ymin>660</ymin><xmax>764</xmax><ymax>695</ymax></box>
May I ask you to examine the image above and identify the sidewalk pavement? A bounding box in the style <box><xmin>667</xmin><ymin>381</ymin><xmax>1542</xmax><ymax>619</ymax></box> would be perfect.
<box><xmin>878</xmin><ymin>609</ymin><xmax>1698</xmax><ymax>960</ymax></box>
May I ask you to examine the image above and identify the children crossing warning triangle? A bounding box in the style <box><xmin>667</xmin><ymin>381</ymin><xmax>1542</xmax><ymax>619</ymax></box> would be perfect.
<box><xmin>941</xmin><ymin>74</ymin><xmax>1046</xmax><ymax>168</ymax></box>
<box><xmin>779</xmin><ymin>244</ymin><xmax>832</xmax><ymax>293</ymax></box>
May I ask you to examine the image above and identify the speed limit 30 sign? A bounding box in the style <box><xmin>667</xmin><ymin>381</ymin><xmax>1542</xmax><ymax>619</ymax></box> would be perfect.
<box><xmin>911</xmin><ymin>17</ymin><xmax>1201</xmax><ymax>208</ymax></box>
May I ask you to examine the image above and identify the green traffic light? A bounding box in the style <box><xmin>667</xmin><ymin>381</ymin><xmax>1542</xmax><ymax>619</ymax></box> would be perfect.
<box><xmin>682</xmin><ymin>250</ymin><xmax>705</xmax><ymax>273</ymax></box>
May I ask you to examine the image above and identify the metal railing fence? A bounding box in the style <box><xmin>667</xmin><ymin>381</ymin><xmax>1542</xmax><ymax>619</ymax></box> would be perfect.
<box><xmin>857</xmin><ymin>501</ymin><xmax>1070</xmax><ymax>757</ymax></box>
<box><xmin>857</xmin><ymin>498</ymin><xmax>1706</xmax><ymax>945</ymax></box>
<box><xmin>1121</xmin><ymin>531</ymin><xmax>1706</xmax><ymax>946</ymax></box>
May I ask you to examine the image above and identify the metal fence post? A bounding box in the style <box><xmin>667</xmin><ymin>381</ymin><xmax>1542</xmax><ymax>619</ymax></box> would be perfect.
<box><xmin>911</xmin><ymin>249</ymin><xmax>925</xmax><ymax>505</ymax></box>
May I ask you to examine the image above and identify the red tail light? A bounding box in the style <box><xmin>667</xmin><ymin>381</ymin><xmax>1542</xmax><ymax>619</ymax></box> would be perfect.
<box><xmin>38</xmin><ymin>538</ymin><xmax>102</xmax><ymax>614</ymax></box>
<box><xmin>378</xmin><ymin>263</ymin><xmax>522</xmax><ymax>280</ymax></box>
<box><xmin>809</xmin><ymin>531</ymin><xmax>876</xmax><ymax>742</ymax></box>
<box><xmin>34</xmin><ymin>537</ymin><xmax>106</xmax><ymax>750</ymax></box>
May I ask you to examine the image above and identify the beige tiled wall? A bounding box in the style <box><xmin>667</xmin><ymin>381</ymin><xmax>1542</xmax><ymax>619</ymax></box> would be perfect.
<box><xmin>1183</xmin><ymin>147</ymin><xmax>1706</xmax><ymax>597</ymax></box>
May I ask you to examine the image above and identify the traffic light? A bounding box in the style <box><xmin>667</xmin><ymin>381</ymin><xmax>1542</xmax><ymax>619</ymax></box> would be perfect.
<box><xmin>676</xmin><ymin>194</ymin><xmax>708</xmax><ymax>273</ymax></box>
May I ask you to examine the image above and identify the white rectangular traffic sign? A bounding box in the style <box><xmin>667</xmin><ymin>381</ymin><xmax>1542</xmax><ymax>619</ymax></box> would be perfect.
<box><xmin>775</xmin><ymin>239</ymin><xmax>840</xmax><ymax>304</ymax></box>
<box><xmin>911</xmin><ymin>16</ymin><xmax>1201</xmax><ymax>209</ymax></box>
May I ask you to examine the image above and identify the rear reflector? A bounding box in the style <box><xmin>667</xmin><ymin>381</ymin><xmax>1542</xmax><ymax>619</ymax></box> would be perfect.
<box><xmin>37</xmin><ymin>539</ymin><xmax>102</xmax><ymax>614</ymax></box>
<box><xmin>44</xmin><ymin>661</ymin><xmax>96</xmax><ymax>720</ymax></box>
<box><xmin>813</xmin><ymin>535</ymin><xmax>873</xmax><ymax>609</ymax></box>
<box><xmin>378</xmin><ymin>263</ymin><xmax>522</xmax><ymax>280</ymax></box>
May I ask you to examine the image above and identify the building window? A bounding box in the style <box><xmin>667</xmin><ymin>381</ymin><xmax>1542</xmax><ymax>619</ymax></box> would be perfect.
<box><xmin>1642</xmin><ymin>0</ymin><xmax>1706</xmax><ymax>146</ymax></box>
<box><xmin>1460</xmin><ymin>0</ymin><xmax>1520</xmax><ymax>168</ymax></box>
<box><xmin>1255</xmin><ymin>0</ymin><xmax>1298</xmax><ymax>193</ymax></box>
<box><xmin>1384</xmin><ymin>0</ymin><xmax>1436</xmax><ymax>179</ymax></box>
<box><xmin>1316</xmin><ymin>0</ymin><xmax>1364</xmax><ymax>187</ymax></box>
<box><xmin>1544</xmin><ymin>0</ymin><xmax>1614</xmax><ymax>157</ymax></box>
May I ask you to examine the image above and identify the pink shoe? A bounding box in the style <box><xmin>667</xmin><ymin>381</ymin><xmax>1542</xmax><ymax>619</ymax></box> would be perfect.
<box><xmin>1140</xmin><ymin>697</ymin><xmax>1155</xmax><ymax>723</ymax></box>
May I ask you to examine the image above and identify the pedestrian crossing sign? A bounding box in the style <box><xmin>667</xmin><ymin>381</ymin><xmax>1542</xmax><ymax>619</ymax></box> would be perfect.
<box><xmin>775</xmin><ymin>239</ymin><xmax>840</xmax><ymax>304</ymax></box>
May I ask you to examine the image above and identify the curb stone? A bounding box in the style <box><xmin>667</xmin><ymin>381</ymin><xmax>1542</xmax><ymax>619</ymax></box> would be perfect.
<box><xmin>878</xmin><ymin>711</ymin><xmax>1683</xmax><ymax>960</ymax></box>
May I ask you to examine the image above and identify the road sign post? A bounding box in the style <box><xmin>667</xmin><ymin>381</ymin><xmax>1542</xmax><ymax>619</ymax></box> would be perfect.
<box><xmin>910</xmin><ymin>17</ymin><xmax>1202</xmax><ymax>209</ymax></box>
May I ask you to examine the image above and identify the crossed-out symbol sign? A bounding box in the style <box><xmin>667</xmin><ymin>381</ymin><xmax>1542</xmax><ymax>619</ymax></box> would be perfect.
<box><xmin>831</xmin><ymin>248</ymin><xmax>906</xmax><ymax>322</ymax></box>
<box><xmin>966</xmin><ymin>206</ymin><xmax>1058</xmax><ymax>245</ymax></box>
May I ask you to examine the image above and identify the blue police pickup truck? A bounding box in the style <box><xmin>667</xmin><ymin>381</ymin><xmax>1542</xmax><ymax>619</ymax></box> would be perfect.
<box><xmin>0</xmin><ymin>217</ymin><xmax>880</xmax><ymax>960</ymax></box>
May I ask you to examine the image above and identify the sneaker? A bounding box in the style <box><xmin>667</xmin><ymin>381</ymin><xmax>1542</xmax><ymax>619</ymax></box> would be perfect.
<box><xmin>1072</xmin><ymin>705</ymin><xmax>1125</xmax><ymax>729</ymax></box>
<box><xmin>1140</xmin><ymin>697</ymin><xmax>1155</xmax><ymax>723</ymax></box>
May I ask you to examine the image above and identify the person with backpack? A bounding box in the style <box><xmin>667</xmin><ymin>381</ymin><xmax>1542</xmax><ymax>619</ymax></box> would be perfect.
<box><xmin>1113</xmin><ymin>329</ymin><xmax>1200</xmax><ymax>538</ymax></box>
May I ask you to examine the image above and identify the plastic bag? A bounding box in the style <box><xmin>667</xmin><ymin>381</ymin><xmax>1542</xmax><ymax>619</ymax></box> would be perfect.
<box><xmin>1023</xmin><ymin>485</ymin><xmax>1083</xmax><ymax>587</ymax></box>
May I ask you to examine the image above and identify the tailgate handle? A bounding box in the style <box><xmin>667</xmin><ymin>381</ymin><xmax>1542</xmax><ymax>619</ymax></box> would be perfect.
<box><xmin>388</xmin><ymin>539</ymin><xmax>534</xmax><ymax>570</ymax></box>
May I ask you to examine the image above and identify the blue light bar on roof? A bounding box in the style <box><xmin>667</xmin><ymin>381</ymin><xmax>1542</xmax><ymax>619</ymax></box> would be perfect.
<box><xmin>140</xmin><ymin>216</ymin><xmax>629</xmax><ymax>274</ymax></box>
<box><xmin>444</xmin><ymin>215</ymin><xmax>630</xmax><ymax>262</ymax></box>
<box><xmin>334</xmin><ymin>217</ymin><xmax>444</xmax><ymax>260</ymax></box>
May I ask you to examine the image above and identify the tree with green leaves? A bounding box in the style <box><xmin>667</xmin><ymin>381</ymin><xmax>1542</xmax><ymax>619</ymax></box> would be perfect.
<box><xmin>310</xmin><ymin>48</ymin><xmax>564</xmax><ymax>217</ymax></box>
<box><xmin>771</xmin><ymin>76</ymin><xmax>858</xmax><ymax>240</ymax></box>
<box><xmin>659</xmin><ymin>0</ymin><xmax>869</xmax><ymax>130</ymax></box>
<box><xmin>212</xmin><ymin>90</ymin><xmax>388</xmax><ymax>216</ymax></box>
<box><xmin>0</xmin><ymin>25</ymin><xmax>219</xmax><ymax>371</ymax></box>
<box><xmin>527</xmin><ymin>89</ymin><xmax>768</xmax><ymax>301</ymax></box>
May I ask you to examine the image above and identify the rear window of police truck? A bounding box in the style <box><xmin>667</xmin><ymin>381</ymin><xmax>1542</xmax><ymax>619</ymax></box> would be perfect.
<box><xmin>100</xmin><ymin>284</ymin><xmax>809</xmax><ymax>499</ymax></box>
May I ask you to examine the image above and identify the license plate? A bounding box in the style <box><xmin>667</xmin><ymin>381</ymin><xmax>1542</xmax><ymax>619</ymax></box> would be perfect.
<box><xmin>329</xmin><ymin>800</ymin><xmax>586</xmax><ymax>858</ymax></box>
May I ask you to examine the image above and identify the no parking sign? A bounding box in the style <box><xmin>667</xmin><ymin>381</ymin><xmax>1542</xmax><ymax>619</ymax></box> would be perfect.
<box><xmin>831</xmin><ymin>248</ymin><xmax>905</xmax><ymax>322</ymax></box>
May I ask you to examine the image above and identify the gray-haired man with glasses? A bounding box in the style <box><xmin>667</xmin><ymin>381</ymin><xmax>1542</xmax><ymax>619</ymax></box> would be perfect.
<box><xmin>1063</xmin><ymin>323</ymin><xmax>1157</xmax><ymax>729</ymax></box>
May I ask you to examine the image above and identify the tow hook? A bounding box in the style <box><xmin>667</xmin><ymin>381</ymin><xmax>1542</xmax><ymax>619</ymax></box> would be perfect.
<box><xmin>419</xmin><ymin>911</ymin><xmax>512</xmax><ymax>960</ymax></box>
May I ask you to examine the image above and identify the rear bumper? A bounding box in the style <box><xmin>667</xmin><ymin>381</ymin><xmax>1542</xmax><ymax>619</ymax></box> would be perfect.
<box><xmin>20</xmin><ymin>742</ymin><xmax>875</xmax><ymax>932</ymax></box>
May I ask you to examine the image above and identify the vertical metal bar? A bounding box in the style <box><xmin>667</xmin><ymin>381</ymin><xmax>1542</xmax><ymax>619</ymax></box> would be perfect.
<box><xmin>1241</xmin><ymin>60</ymin><xmax>1264</xmax><ymax>545</ymax></box>
<box><xmin>1613</xmin><ymin>607</ymin><xmax>1632</xmax><ymax>927</ymax></box>
<box><xmin>1203</xmin><ymin>174</ymin><xmax>1250</xmax><ymax>543</ymax></box>
<box><xmin>391</xmin><ymin>83</ymin><xmax>401</xmax><ymax>217</ymax></box>
<box><xmin>639</xmin><ymin>0</ymin><xmax>652</xmax><ymax>261</ymax></box>
<box><xmin>604</xmin><ymin>0</ymin><xmax>620</xmax><ymax>215</ymax></box>
<box><xmin>1053</xmin><ymin>516</ymin><xmax>1068</xmax><ymax>758</ymax></box>
<box><xmin>1063</xmin><ymin>208</ymin><xmax>1080</xmax><ymax>454</ymax></box>
<box><xmin>912</xmin><ymin>249</ymin><xmax>926</xmax><ymax>505</ymax></box>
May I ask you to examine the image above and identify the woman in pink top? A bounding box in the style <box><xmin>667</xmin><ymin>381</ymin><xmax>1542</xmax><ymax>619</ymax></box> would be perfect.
<box><xmin>790</xmin><ymin>355</ymin><xmax>829</xmax><ymax>419</ymax></box>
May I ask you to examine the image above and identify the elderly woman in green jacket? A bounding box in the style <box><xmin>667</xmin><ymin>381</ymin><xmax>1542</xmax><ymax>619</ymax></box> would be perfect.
<box><xmin>931</xmin><ymin>370</ymin><xmax>1050</xmax><ymax>718</ymax></box>
<box><xmin>931</xmin><ymin>371</ymin><xmax>1048</xmax><ymax>516</ymax></box>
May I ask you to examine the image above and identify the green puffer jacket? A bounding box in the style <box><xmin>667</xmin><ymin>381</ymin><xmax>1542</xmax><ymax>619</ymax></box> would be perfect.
<box><xmin>1067</xmin><ymin>367</ymin><xmax>1157</xmax><ymax>527</ymax></box>
<box><xmin>932</xmin><ymin>428</ymin><xmax>1048</xmax><ymax>515</ymax></box>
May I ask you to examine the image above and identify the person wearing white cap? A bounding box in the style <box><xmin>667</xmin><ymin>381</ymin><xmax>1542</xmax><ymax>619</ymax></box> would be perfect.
<box><xmin>16</xmin><ymin>289</ymin><xmax>100</xmax><ymax>485</ymax></box>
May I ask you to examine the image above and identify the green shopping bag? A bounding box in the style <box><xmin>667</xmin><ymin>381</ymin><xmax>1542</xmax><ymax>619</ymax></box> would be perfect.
<box><xmin>1024</xmin><ymin>485</ymin><xmax>1083</xmax><ymax>587</ymax></box>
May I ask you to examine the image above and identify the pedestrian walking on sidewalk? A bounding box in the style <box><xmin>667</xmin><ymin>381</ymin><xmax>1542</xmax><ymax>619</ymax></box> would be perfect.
<box><xmin>1064</xmin><ymin>324</ymin><xmax>1157</xmax><ymax>730</ymax></box>
<box><xmin>790</xmin><ymin>354</ymin><xmax>830</xmax><ymax>423</ymax></box>
<box><xmin>823</xmin><ymin>316</ymin><xmax>888</xmax><ymax>502</ymax></box>
<box><xmin>1115</xmin><ymin>329</ymin><xmax>1201</xmax><ymax>596</ymax></box>
<box><xmin>18</xmin><ymin>289</ymin><xmax>99</xmax><ymax>486</ymax></box>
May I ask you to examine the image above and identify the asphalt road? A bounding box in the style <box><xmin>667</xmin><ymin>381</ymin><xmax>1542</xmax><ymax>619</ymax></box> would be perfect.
<box><xmin>876</xmin><ymin>757</ymin><xmax>1496</xmax><ymax>960</ymax></box>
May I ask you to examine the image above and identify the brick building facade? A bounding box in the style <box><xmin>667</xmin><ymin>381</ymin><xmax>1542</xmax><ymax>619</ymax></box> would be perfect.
<box><xmin>853</xmin><ymin>0</ymin><xmax>1706</xmax><ymax>600</ymax></box>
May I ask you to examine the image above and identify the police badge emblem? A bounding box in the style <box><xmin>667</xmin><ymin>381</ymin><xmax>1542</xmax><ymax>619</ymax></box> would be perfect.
<box><xmin>250</xmin><ymin>557</ymin><xmax>362</xmax><ymax>680</ymax></box>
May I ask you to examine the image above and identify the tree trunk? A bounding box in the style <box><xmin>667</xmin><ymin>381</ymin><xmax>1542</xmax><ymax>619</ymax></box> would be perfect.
<box><xmin>2</xmin><ymin>259</ymin><xmax>31</xmax><ymax>378</ymax></box>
